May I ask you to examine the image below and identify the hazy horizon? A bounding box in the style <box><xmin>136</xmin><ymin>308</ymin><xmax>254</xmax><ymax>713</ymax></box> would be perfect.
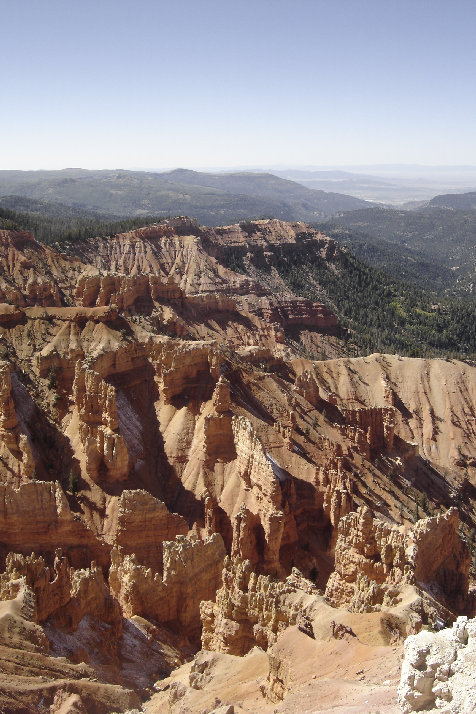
<box><xmin>3</xmin><ymin>164</ymin><xmax>476</xmax><ymax>174</ymax></box>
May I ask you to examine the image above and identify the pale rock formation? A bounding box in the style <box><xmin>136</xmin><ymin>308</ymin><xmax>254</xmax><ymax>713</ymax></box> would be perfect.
<box><xmin>75</xmin><ymin>273</ymin><xmax>182</xmax><ymax>311</ymax></box>
<box><xmin>109</xmin><ymin>533</ymin><xmax>226</xmax><ymax>640</ymax></box>
<box><xmin>66</xmin><ymin>562</ymin><xmax>121</xmax><ymax>631</ymax></box>
<box><xmin>231</xmin><ymin>504</ymin><xmax>262</xmax><ymax>567</ymax></box>
<box><xmin>212</xmin><ymin>375</ymin><xmax>231</xmax><ymax>413</ymax></box>
<box><xmin>0</xmin><ymin>481</ymin><xmax>108</xmax><ymax>568</ymax></box>
<box><xmin>398</xmin><ymin>616</ymin><xmax>476</xmax><ymax>713</ymax></box>
<box><xmin>0</xmin><ymin>221</ymin><xmax>473</xmax><ymax>711</ymax></box>
<box><xmin>325</xmin><ymin>505</ymin><xmax>407</xmax><ymax>608</ymax></box>
<box><xmin>0</xmin><ymin>551</ymin><xmax>121</xmax><ymax>634</ymax></box>
<box><xmin>411</xmin><ymin>508</ymin><xmax>470</xmax><ymax>612</ymax></box>
<box><xmin>105</xmin><ymin>490</ymin><xmax>188</xmax><ymax>571</ymax></box>
<box><xmin>325</xmin><ymin>507</ymin><xmax>470</xmax><ymax>615</ymax></box>
<box><xmin>0</xmin><ymin>362</ymin><xmax>19</xmax><ymax>431</ymax></box>
<box><xmin>203</xmin><ymin>378</ymin><xmax>235</xmax><ymax>462</ymax></box>
<box><xmin>0</xmin><ymin>231</ymin><xmax>63</xmax><ymax>307</ymax></box>
<box><xmin>230</xmin><ymin>416</ymin><xmax>285</xmax><ymax>572</ymax></box>
<box><xmin>0</xmin><ymin>551</ymin><xmax>71</xmax><ymax>621</ymax></box>
<box><xmin>343</xmin><ymin>406</ymin><xmax>396</xmax><ymax>457</ymax></box>
<box><xmin>0</xmin><ymin>363</ymin><xmax>37</xmax><ymax>479</ymax></box>
<box><xmin>293</xmin><ymin>368</ymin><xmax>323</xmax><ymax>408</ymax></box>
<box><xmin>250</xmin><ymin>296</ymin><xmax>338</xmax><ymax>331</ymax></box>
<box><xmin>311</xmin><ymin>354</ymin><xmax>476</xmax><ymax>472</ymax></box>
<box><xmin>319</xmin><ymin>450</ymin><xmax>354</xmax><ymax>528</ymax></box>
<box><xmin>156</xmin><ymin>342</ymin><xmax>222</xmax><ymax>402</ymax></box>
<box><xmin>200</xmin><ymin>557</ymin><xmax>316</xmax><ymax>655</ymax></box>
<box><xmin>73</xmin><ymin>363</ymin><xmax>130</xmax><ymax>481</ymax></box>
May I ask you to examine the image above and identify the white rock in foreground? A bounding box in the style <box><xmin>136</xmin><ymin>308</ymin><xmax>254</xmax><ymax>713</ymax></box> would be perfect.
<box><xmin>398</xmin><ymin>616</ymin><xmax>476</xmax><ymax>713</ymax></box>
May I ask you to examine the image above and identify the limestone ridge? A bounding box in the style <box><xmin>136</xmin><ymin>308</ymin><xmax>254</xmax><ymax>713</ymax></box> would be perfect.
<box><xmin>0</xmin><ymin>218</ymin><xmax>473</xmax><ymax>712</ymax></box>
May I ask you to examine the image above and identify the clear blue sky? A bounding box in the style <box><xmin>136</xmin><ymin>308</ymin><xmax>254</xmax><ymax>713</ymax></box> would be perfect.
<box><xmin>2</xmin><ymin>0</ymin><xmax>475</xmax><ymax>170</ymax></box>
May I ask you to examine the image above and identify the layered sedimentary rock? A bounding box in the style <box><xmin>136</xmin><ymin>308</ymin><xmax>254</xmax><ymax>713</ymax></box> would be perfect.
<box><xmin>109</xmin><ymin>533</ymin><xmax>226</xmax><ymax>640</ymax></box>
<box><xmin>249</xmin><ymin>296</ymin><xmax>338</xmax><ymax>331</ymax></box>
<box><xmin>73</xmin><ymin>363</ymin><xmax>130</xmax><ymax>482</ymax></box>
<box><xmin>201</xmin><ymin>557</ymin><xmax>317</xmax><ymax>655</ymax></box>
<box><xmin>229</xmin><ymin>417</ymin><xmax>285</xmax><ymax>572</ymax></box>
<box><xmin>0</xmin><ymin>220</ymin><xmax>474</xmax><ymax>711</ymax></box>
<box><xmin>319</xmin><ymin>446</ymin><xmax>354</xmax><ymax>528</ymax></box>
<box><xmin>157</xmin><ymin>342</ymin><xmax>222</xmax><ymax>403</ymax></box>
<box><xmin>0</xmin><ymin>229</ymin><xmax>83</xmax><ymax>307</ymax></box>
<box><xmin>310</xmin><ymin>353</ymin><xmax>476</xmax><ymax>471</ymax></box>
<box><xmin>0</xmin><ymin>481</ymin><xmax>108</xmax><ymax>568</ymax></box>
<box><xmin>0</xmin><ymin>362</ymin><xmax>37</xmax><ymax>480</ymax></box>
<box><xmin>76</xmin><ymin>273</ymin><xmax>183</xmax><ymax>311</ymax></box>
<box><xmin>325</xmin><ymin>506</ymin><xmax>470</xmax><ymax>615</ymax></box>
<box><xmin>105</xmin><ymin>490</ymin><xmax>188</xmax><ymax>571</ymax></box>
<box><xmin>343</xmin><ymin>406</ymin><xmax>396</xmax><ymax>457</ymax></box>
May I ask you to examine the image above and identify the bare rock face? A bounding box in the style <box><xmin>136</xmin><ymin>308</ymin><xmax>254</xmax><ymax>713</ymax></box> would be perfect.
<box><xmin>325</xmin><ymin>506</ymin><xmax>470</xmax><ymax>615</ymax></box>
<box><xmin>230</xmin><ymin>417</ymin><xmax>284</xmax><ymax>573</ymax></box>
<box><xmin>231</xmin><ymin>504</ymin><xmax>263</xmax><ymax>566</ymax></box>
<box><xmin>398</xmin><ymin>616</ymin><xmax>476</xmax><ymax>713</ymax></box>
<box><xmin>212</xmin><ymin>375</ymin><xmax>231</xmax><ymax>413</ymax></box>
<box><xmin>0</xmin><ymin>363</ymin><xmax>37</xmax><ymax>480</ymax></box>
<box><xmin>343</xmin><ymin>406</ymin><xmax>395</xmax><ymax>457</ymax></box>
<box><xmin>0</xmin><ymin>230</ymin><xmax>66</xmax><ymax>307</ymax></box>
<box><xmin>0</xmin><ymin>482</ymin><xmax>108</xmax><ymax>568</ymax></box>
<box><xmin>105</xmin><ymin>490</ymin><xmax>188</xmax><ymax>571</ymax></box>
<box><xmin>325</xmin><ymin>505</ymin><xmax>407</xmax><ymax>608</ymax></box>
<box><xmin>0</xmin><ymin>551</ymin><xmax>71</xmax><ymax>622</ymax></box>
<box><xmin>200</xmin><ymin>557</ymin><xmax>317</xmax><ymax>655</ymax></box>
<box><xmin>412</xmin><ymin>508</ymin><xmax>470</xmax><ymax>612</ymax></box>
<box><xmin>0</xmin><ymin>361</ymin><xmax>19</xmax><ymax>431</ymax></box>
<box><xmin>157</xmin><ymin>342</ymin><xmax>222</xmax><ymax>403</ymax></box>
<box><xmin>319</xmin><ymin>448</ymin><xmax>354</xmax><ymax>529</ymax></box>
<box><xmin>109</xmin><ymin>533</ymin><xmax>226</xmax><ymax>641</ymax></box>
<box><xmin>293</xmin><ymin>368</ymin><xmax>323</xmax><ymax>408</ymax></box>
<box><xmin>75</xmin><ymin>273</ymin><xmax>182</xmax><ymax>311</ymax></box>
<box><xmin>73</xmin><ymin>364</ymin><xmax>130</xmax><ymax>482</ymax></box>
<box><xmin>0</xmin><ymin>550</ymin><xmax>121</xmax><ymax>634</ymax></box>
<box><xmin>251</xmin><ymin>297</ymin><xmax>338</xmax><ymax>331</ymax></box>
<box><xmin>311</xmin><ymin>354</ymin><xmax>476</xmax><ymax>472</ymax></box>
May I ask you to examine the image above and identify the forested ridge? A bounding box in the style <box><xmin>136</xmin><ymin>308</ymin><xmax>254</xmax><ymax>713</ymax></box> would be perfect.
<box><xmin>323</xmin><ymin>206</ymin><xmax>476</xmax><ymax>296</ymax></box>
<box><xmin>270</xmin><ymin>246</ymin><xmax>475</xmax><ymax>359</ymax></box>
<box><xmin>0</xmin><ymin>200</ymin><xmax>165</xmax><ymax>245</ymax></box>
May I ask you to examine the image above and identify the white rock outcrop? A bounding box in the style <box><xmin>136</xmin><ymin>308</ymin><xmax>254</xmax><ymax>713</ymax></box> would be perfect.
<box><xmin>398</xmin><ymin>616</ymin><xmax>476</xmax><ymax>713</ymax></box>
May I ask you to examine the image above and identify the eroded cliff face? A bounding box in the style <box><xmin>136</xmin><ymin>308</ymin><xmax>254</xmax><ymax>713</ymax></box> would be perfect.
<box><xmin>325</xmin><ymin>506</ymin><xmax>471</xmax><ymax>617</ymax></box>
<box><xmin>0</xmin><ymin>219</ymin><xmax>474</xmax><ymax>713</ymax></box>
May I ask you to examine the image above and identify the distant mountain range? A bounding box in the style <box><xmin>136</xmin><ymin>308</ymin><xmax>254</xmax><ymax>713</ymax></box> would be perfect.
<box><xmin>0</xmin><ymin>168</ymin><xmax>370</xmax><ymax>225</ymax></box>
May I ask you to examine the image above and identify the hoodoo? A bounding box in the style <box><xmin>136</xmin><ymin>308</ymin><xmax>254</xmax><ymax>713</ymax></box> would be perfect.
<box><xmin>0</xmin><ymin>218</ymin><xmax>474</xmax><ymax>713</ymax></box>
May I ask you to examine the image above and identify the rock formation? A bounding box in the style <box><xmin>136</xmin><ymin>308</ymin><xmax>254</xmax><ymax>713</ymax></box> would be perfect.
<box><xmin>325</xmin><ymin>506</ymin><xmax>471</xmax><ymax>618</ymax></box>
<box><xmin>110</xmin><ymin>533</ymin><xmax>226</xmax><ymax>641</ymax></box>
<box><xmin>201</xmin><ymin>557</ymin><xmax>318</xmax><ymax>655</ymax></box>
<box><xmin>0</xmin><ymin>219</ymin><xmax>473</xmax><ymax>712</ymax></box>
<box><xmin>73</xmin><ymin>363</ymin><xmax>130</xmax><ymax>482</ymax></box>
<box><xmin>398</xmin><ymin>616</ymin><xmax>476</xmax><ymax>713</ymax></box>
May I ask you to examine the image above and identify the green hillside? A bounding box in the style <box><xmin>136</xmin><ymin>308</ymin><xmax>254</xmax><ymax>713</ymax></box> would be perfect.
<box><xmin>327</xmin><ymin>207</ymin><xmax>476</xmax><ymax>295</ymax></box>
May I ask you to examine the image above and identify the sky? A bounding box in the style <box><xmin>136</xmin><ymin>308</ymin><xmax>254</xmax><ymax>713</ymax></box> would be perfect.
<box><xmin>1</xmin><ymin>0</ymin><xmax>476</xmax><ymax>170</ymax></box>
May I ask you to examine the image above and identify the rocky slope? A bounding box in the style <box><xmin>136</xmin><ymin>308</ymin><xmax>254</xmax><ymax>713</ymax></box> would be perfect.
<box><xmin>0</xmin><ymin>218</ymin><xmax>474</xmax><ymax>713</ymax></box>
